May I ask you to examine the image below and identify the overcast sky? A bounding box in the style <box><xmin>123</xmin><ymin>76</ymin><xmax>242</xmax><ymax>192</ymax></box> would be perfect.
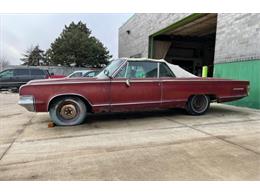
<box><xmin>0</xmin><ymin>13</ymin><xmax>132</xmax><ymax>65</ymax></box>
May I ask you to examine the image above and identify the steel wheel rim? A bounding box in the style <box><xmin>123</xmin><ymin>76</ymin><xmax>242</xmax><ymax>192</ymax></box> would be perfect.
<box><xmin>57</xmin><ymin>100</ymin><xmax>80</xmax><ymax>121</ymax></box>
<box><xmin>191</xmin><ymin>95</ymin><xmax>208</xmax><ymax>113</ymax></box>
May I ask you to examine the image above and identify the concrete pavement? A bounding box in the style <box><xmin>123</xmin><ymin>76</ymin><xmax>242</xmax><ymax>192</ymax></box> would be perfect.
<box><xmin>0</xmin><ymin>92</ymin><xmax>259</xmax><ymax>180</ymax></box>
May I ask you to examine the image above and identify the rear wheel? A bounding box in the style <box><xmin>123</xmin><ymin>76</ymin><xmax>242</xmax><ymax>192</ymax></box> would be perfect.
<box><xmin>186</xmin><ymin>95</ymin><xmax>210</xmax><ymax>115</ymax></box>
<box><xmin>49</xmin><ymin>96</ymin><xmax>87</xmax><ymax>126</ymax></box>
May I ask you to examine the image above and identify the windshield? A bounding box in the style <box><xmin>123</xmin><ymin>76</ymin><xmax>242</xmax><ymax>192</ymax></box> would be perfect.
<box><xmin>96</xmin><ymin>59</ymin><xmax>126</xmax><ymax>79</ymax></box>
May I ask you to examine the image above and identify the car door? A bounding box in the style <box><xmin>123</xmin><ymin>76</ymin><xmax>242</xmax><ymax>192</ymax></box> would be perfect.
<box><xmin>110</xmin><ymin>60</ymin><xmax>161</xmax><ymax>112</ymax></box>
<box><xmin>0</xmin><ymin>69</ymin><xmax>15</xmax><ymax>89</ymax></box>
<box><xmin>159</xmin><ymin>62</ymin><xmax>184</xmax><ymax>108</ymax></box>
<box><xmin>13</xmin><ymin>69</ymin><xmax>31</xmax><ymax>87</ymax></box>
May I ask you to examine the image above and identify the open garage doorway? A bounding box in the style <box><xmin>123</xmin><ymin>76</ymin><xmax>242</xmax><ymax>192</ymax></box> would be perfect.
<box><xmin>149</xmin><ymin>14</ymin><xmax>217</xmax><ymax>77</ymax></box>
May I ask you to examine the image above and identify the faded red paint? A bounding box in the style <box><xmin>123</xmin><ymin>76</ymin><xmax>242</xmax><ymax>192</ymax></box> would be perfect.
<box><xmin>19</xmin><ymin>76</ymin><xmax>249</xmax><ymax>113</ymax></box>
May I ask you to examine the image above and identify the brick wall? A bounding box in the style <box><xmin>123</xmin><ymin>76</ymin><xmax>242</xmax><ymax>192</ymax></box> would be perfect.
<box><xmin>119</xmin><ymin>13</ymin><xmax>190</xmax><ymax>58</ymax></box>
<box><xmin>119</xmin><ymin>13</ymin><xmax>260</xmax><ymax>64</ymax></box>
<box><xmin>214</xmin><ymin>13</ymin><xmax>260</xmax><ymax>64</ymax></box>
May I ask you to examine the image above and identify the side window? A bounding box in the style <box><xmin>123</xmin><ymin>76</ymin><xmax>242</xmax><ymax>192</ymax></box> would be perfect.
<box><xmin>115</xmin><ymin>61</ymin><xmax>158</xmax><ymax>79</ymax></box>
<box><xmin>127</xmin><ymin>61</ymin><xmax>158</xmax><ymax>78</ymax></box>
<box><xmin>14</xmin><ymin>69</ymin><xmax>30</xmax><ymax>76</ymax></box>
<box><xmin>159</xmin><ymin>63</ymin><xmax>175</xmax><ymax>78</ymax></box>
<box><xmin>0</xmin><ymin>70</ymin><xmax>14</xmax><ymax>78</ymax></box>
<box><xmin>84</xmin><ymin>71</ymin><xmax>95</xmax><ymax>77</ymax></box>
<box><xmin>31</xmin><ymin>69</ymin><xmax>44</xmax><ymax>76</ymax></box>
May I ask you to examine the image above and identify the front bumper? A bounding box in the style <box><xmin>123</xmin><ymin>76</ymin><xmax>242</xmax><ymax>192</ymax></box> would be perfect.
<box><xmin>18</xmin><ymin>95</ymin><xmax>35</xmax><ymax>112</ymax></box>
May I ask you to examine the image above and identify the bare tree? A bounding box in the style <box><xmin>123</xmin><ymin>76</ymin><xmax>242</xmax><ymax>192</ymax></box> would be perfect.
<box><xmin>0</xmin><ymin>56</ymin><xmax>10</xmax><ymax>71</ymax></box>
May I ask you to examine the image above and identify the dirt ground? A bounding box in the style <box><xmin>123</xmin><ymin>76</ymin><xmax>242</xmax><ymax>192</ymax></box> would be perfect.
<box><xmin>0</xmin><ymin>92</ymin><xmax>259</xmax><ymax>180</ymax></box>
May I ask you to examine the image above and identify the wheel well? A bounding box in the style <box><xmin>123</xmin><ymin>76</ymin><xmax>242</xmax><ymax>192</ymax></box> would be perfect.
<box><xmin>48</xmin><ymin>95</ymin><xmax>92</xmax><ymax>112</ymax></box>
<box><xmin>188</xmin><ymin>94</ymin><xmax>217</xmax><ymax>102</ymax></box>
<box><xmin>207</xmin><ymin>94</ymin><xmax>217</xmax><ymax>101</ymax></box>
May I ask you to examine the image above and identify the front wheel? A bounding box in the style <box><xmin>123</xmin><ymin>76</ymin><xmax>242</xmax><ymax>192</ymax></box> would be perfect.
<box><xmin>186</xmin><ymin>95</ymin><xmax>210</xmax><ymax>115</ymax></box>
<box><xmin>49</xmin><ymin>96</ymin><xmax>87</xmax><ymax>126</ymax></box>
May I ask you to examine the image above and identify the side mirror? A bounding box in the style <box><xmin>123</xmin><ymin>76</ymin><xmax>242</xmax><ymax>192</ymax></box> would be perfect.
<box><xmin>104</xmin><ymin>69</ymin><xmax>112</xmax><ymax>79</ymax></box>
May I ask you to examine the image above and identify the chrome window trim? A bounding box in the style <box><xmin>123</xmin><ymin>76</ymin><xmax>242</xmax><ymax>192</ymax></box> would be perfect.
<box><xmin>157</xmin><ymin>62</ymin><xmax>160</xmax><ymax>78</ymax></box>
<box><xmin>113</xmin><ymin>61</ymin><xmax>129</xmax><ymax>78</ymax></box>
<box><xmin>111</xmin><ymin>59</ymin><xmax>128</xmax><ymax>78</ymax></box>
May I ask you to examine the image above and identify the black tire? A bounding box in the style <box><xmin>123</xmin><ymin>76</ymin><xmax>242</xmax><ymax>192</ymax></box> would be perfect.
<box><xmin>49</xmin><ymin>96</ymin><xmax>87</xmax><ymax>126</ymax></box>
<box><xmin>186</xmin><ymin>95</ymin><xmax>210</xmax><ymax>115</ymax></box>
<box><xmin>11</xmin><ymin>87</ymin><xmax>19</xmax><ymax>93</ymax></box>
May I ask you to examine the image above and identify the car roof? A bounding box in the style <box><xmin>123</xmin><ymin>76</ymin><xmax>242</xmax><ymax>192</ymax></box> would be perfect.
<box><xmin>1</xmin><ymin>67</ymin><xmax>44</xmax><ymax>72</ymax></box>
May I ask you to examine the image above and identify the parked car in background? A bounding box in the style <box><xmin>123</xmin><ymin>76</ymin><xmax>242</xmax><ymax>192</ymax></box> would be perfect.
<box><xmin>49</xmin><ymin>73</ymin><xmax>66</xmax><ymax>79</ymax></box>
<box><xmin>67</xmin><ymin>70</ymin><xmax>90</xmax><ymax>78</ymax></box>
<box><xmin>18</xmin><ymin>58</ymin><xmax>250</xmax><ymax>126</ymax></box>
<box><xmin>67</xmin><ymin>70</ymin><xmax>100</xmax><ymax>78</ymax></box>
<box><xmin>83</xmin><ymin>70</ymin><xmax>100</xmax><ymax>77</ymax></box>
<box><xmin>0</xmin><ymin>67</ymin><xmax>49</xmax><ymax>90</ymax></box>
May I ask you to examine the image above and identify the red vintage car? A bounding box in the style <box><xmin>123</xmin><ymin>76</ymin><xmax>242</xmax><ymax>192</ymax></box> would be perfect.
<box><xmin>18</xmin><ymin>58</ymin><xmax>249</xmax><ymax>126</ymax></box>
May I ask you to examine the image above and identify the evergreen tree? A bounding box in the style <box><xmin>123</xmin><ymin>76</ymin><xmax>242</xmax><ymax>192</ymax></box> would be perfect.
<box><xmin>48</xmin><ymin>21</ymin><xmax>111</xmax><ymax>67</ymax></box>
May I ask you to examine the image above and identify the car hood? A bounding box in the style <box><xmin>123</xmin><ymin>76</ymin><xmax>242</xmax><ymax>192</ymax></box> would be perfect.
<box><xmin>27</xmin><ymin>77</ymin><xmax>99</xmax><ymax>85</ymax></box>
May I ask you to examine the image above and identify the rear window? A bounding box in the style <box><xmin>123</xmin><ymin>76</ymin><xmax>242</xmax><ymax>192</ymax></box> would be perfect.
<box><xmin>159</xmin><ymin>63</ymin><xmax>175</xmax><ymax>77</ymax></box>
<box><xmin>31</xmin><ymin>69</ymin><xmax>45</xmax><ymax>76</ymax></box>
<box><xmin>14</xmin><ymin>69</ymin><xmax>30</xmax><ymax>76</ymax></box>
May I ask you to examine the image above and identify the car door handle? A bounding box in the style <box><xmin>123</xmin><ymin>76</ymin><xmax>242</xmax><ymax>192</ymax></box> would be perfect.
<box><xmin>125</xmin><ymin>79</ymin><xmax>131</xmax><ymax>87</ymax></box>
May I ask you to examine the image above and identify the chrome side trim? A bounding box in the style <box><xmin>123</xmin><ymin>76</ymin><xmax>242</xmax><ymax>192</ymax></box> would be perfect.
<box><xmin>29</xmin><ymin>80</ymin><xmax>111</xmax><ymax>85</ymax></box>
<box><xmin>93</xmin><ymin>99</ymin><xmax>187</xmax><ymax>107</ymax></box>
<box><xmin>27</xmin><ymin>79</ymin><xmax>245</xmax><ymax>86</ymax></box>
<box><xmin>232</xmin><ymin>88</ymin><xmax>244</xmax><ymax>91</ymax></box>
<box><xmin>161</xmin><ymin>99</ymin><xmax>187</xmax><ymax>103</ymax></box>
<box><xmin>111</xmin><ymin>80</ymin><xmax>160</xmax><ymax>83</ymax></box>
<box><xmin>18</xmin><ymin>95</ymin><xmax>35</xmax><ymax>112</ymax></box>
<box><xmin>111</xmin><ymin>101</ymin><xmax>161</xmax><ymax>106</ymax></box>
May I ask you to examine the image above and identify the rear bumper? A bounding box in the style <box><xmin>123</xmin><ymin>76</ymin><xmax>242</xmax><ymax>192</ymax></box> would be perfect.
<box><xmin>18</xmin><ymin>95</ymin><xmax>35</xmax><ymax>112</ymax></box>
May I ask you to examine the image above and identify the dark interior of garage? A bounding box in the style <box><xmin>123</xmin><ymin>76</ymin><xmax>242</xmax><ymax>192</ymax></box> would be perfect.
<box><xmin>152</xmin><ymin>14</ymin><xmax>218</xmax><ymax>77</ymax></box>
